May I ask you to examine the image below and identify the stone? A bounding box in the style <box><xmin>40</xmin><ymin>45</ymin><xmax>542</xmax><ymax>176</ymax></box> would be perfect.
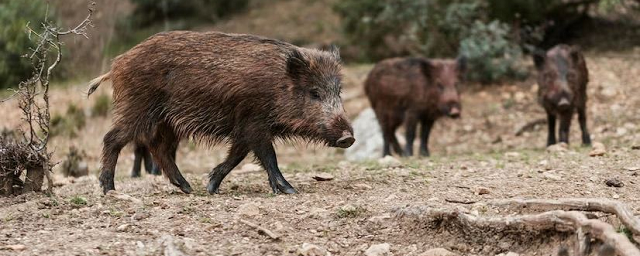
<box><xmin>418</xmin><ymin>248</ymin><xmax>458</xmax><ymax>256</ymax></box>
<box><xmin>352</xmin><ymin>183</ymin><xmax>373</xmax><ymax>190</ymax></box>
<box><xmin>237</xmin><ymin>202</ymin><xmax>260</xmax><ymax>216</ymax></box>
<box><xmin>378</xmin><ymin>155</ymin><xmax>402</xmax><ymax>168</ymax></box>
<box><xmin>364</xmin><ymin>243</ymin><xmax>391</xmax><ymax>256</ymax></box>
<box><xmin>547</xmin><ymin>143</ymin><xmax>568</xmax><ymax>153</ymax></box>
<box><xmin>475</xmin><ymin>187</ymin><xmax>491</xmax><ymax>195</ymax></box>
<box><xmin>589</xmin><ymin>142</ymin><xmax>606</xmax><ymax>157</ymax></box>
<box><xmin>312</xmin><ymin>173</ymin><xmax>335</xmax><ymax>181</ymax></box>
<box><xmin>605</xmin><ymin>178</ymin><xmax>624</xmax><ymax>188</ymax></box>
<box><xmin>345</xmin><ymin>108</ymin><xmax>384</xmax><ymax>161</ymax></box>
<box><xmin>543</xmin><ymin>172</ymin><xmax>562</xmax><ymax>181</ymax></box>
<box><xmin>298</xmin><ymin>243</ymin><xmax>328</xmax><ymax>256</ymax></box>
<box><xmin>4</xmin><ymin>244</ymin><xmax>26</xmax><ymax>251</ymax></box>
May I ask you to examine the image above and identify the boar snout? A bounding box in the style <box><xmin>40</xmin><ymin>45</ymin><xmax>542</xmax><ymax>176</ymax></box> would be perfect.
<box><xmin>557</xmin><ymin>97</ymin><xmax>571</xmax><ymax>111</ymax></box>
<box><xmin>326</xmin><ymin>114</ymin><xmax>354</xmax><ymax>148</ymax></box>
<box><xmin>336</xmin><ymin>130</ymin><xmax>355</xmax><ymax>148</ymax></box>
<box><xmin>449</xmin><ymin>106</ymin><xmax>461</xmax><ymax>119</ymax></box>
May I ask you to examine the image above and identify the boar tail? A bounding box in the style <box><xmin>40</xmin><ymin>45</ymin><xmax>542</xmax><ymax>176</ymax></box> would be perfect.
<box><xmin>87</xmin><ymin>72</ymin><xmax>111</xmax><ymax>97</ymax></box>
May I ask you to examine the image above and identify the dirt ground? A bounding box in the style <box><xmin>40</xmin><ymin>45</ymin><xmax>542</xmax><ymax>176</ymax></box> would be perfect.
<box><xmin>1</xmin><ymin>51</ymin><xmax>639</xmax><ymax>256</ymax></box>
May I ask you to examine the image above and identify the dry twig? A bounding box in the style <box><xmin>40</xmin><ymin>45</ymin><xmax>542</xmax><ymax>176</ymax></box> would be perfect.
<box><xmin>239</xmin><ymin>219</ymin><xmax>280</xmax><ymax>240</ymax></box>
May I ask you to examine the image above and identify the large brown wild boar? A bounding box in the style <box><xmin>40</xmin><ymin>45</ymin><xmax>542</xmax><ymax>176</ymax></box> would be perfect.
<box><xmin>365</xmin><ymin>57</ymin><xmax>465</xmax><ymax>157</ymax></box>
<box><xmin>534</xmin><ymin>44</ymin><xmax>591</xmax><ymax>146</ymax></box>
<box><xmin>88</xmin><ymin>31</ymin><xmax>354</xmax><ymax>195</ymax></box>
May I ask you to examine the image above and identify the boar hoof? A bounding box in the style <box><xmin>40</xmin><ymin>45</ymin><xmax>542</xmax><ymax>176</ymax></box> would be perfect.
<box><xmin>420</xmin><ymin>150</ymin><xmax>430</xmax><ymax>157</ymax></box>
<box><xmin>206</xmin><ymin>180</ymin><xmax>222</xmax><ymax>195</ymax></box>
<box><xmin>277</xmin><ymin>184</ymin><xmax>297</xmax><ymax>194</ymax></box>
<box><xmin>99</xmin><ymin>174</ymin><xmax>115</xmax><ymax>194</ymax></box>
<box><xmin>179</xmin><ymin>183</ymin><xmax>192</xmax><ymax>194</ymax></box>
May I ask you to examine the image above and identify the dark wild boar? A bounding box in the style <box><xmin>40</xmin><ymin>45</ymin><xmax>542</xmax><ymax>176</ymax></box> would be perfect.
<box><xmin>130</xmin><ymin>143</ymin><xmax>170</xmax><ymax>177</ymax></box>
<box><xmin>365</xmin><ymin>57</ymin><xmax>465</xmax><ymax>157</ymax></box>
<box><xmin>88</xmin><ymin>31</ymin><xmax>354</xmax><ymax>195</ymax></box>
<box><xmin>534</xmin><ymin>44</ymin><xmax>590</xmax><ymax>146</ymax></box>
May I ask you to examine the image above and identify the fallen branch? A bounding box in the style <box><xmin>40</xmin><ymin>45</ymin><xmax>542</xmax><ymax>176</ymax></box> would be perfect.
<box><xmin>515</xmin><ymin>118</ymin><xmax>547</xmax><ymax>136</ymax></box>
<box><xmin>486</xmin><ymin>198</ymin><xmax>640</xmax><ymax>236</ymax></box>
<box><xmin>395</xmin><ymin>207</ymin><xmax>640</xmax><ymax>256</ymax></box>
<box><xmin>445</xmin><ymin>198</ymin><xmax>477</xmax><ymax>204</ymax></box>
<box><xmin>239</xmin><ymin>219</ymin><xmax>280</xmax><ymax>241</ymax></box>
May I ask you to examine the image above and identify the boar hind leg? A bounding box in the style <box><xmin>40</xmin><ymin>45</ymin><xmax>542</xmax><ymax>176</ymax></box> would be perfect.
<box><xmin>403</xmin><ymin>114</ymin><xmax>418</xmax><ymax>157</ymax></box>
<box><xmin>207</xmin><ymin>143</ymin><xmax>250</xmax><ymax>194</ymax></box>
<box><xmin>558</xmin><ymin>113</ymin><xmax>572</xmax><ymax>144</ymax></box>
<box><xmin>148</xmin><ymin>127</ymin><xmax>192</xmax><ymax>194</ymax></box>
<box><xmin>131</xmin><ymin>144</ymin><xmax>146</xmax><ymax>177</ymax></box>
<box><xmin>419</xmin><ymin>118</ymin><xmax>434</xmax><ymax>157</ymax></box>
<box><xmin>253</xmin><ymin>141</ymin><xmax>296</xmax><ymax>194</ymax></box>
<box><xmin>381</xmin><ymin>115</ymin><xmax>403</xmax><ymax>157</ymax></box>
<box><xmin>99</xmin><ymin>127</ymin><xmax>133</xmax><ymax>194</ymax></box>
<box><xmin>577</xmin><ymin>107</ymin><xmax>591</xmax><ymax>145</ymax></box>
<box><xmin>546</xmin><ymin>111</ymin><xmax>557</xmax><ymax>146</ymax></box>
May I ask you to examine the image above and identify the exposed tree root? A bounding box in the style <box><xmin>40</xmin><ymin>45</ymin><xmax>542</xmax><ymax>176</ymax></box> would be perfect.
<box><xmin>486</xmin><ymin>198</ymin><xmax>640</xmax><ymax>237</ymax></box>
<box><xmin>395</xmin><ymin>206</ymin><xmax>640</xmax><ymax>256</ymax></box>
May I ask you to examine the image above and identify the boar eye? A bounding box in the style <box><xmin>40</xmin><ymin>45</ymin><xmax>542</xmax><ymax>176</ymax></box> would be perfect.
<box><xmin>310</xmin><ymin>89</ymin><xmax>321</xmax><ymax>100</ymax></box>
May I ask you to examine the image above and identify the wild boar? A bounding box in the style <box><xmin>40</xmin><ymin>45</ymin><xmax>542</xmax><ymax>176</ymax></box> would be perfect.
<box><xmin>534</xmin><ymin>44</ymin><xmax>590</xmax><ymax>146</ymax></box>
<box><xmin>130</xmin><ymin>143</ymin><xmax>166</xmax><ymax>177</ymax></box>
<box><xmin>88</xmin><ymin>31</ymin><xmax>354</xmax><ymax>195</ymax></box>
<box><xmin>365</xmin><ymin>57</ymin><xmax>465</xmax><ymax>157</ymax></box>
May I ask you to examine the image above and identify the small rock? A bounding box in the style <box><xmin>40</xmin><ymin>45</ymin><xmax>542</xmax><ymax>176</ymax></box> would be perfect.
<box><xmin>632</xmin><ymin>145</ymin><xmax>640</xmax><ymax>150</ymax></box>
<box><xmin>312</xmin><ymin>173</ymin><xmax>335</xmax><ymax>181</ymax></box>
<box><xmin>116</xmin><ymin>224</ymin><xmax>132</xmax><ymax>232</ymax></box>
<box><xmin>605</xmin><ymin>178</ymin><xmax>624</xmax><ymax>188</ymax></box>
<box><xmin>475</xmin><ymin>187</ymin><xmax>490</xmax><ymax>195</ymax></box>
<box><xmin>616</xmin><ymin>127</ymin><xmax>628</xmax><ymax>136</ymax></box>
<box><xmin>504</xmin><ymin>152</ymin><xmax>520</xmax><ymax>158</ymax></box>
<box><xmin>132</xmin><ymin>211</ymin><xmax>150</xmax><ymax>221</ymax></box>
<box><xmin>238</xmin><ymin>163</ymin><xmax>262</xmax><ymax>173</ymax></box>
<box><xmin>107</xmin><ymin>191</ymin><xmax>143</xmax><ymax>205</ymax></box>
<box><xmin>514</xmin><ymin>91</ymin><xmax>525</xmax><ymax>102</ymax></box>
<box><xmin>547</xmin><ymin>143</ymin><xmax>568</xmax><ymax>153</ymax></box>
<box><xmin>544</xmin><ymin>172</ymin><xmax>562</xmax><ymax>181</ymax></box>
<box><xmin>4</xmin><ymin>244</ymin><xmax>26</xmax><ymax>251</ymax></box>
<box><xmin>298</xmin><ymin>243</ymin><xmax>328</xmax><ymax>256</ymax></box>
<box><xmin>589</xmin><ymin>142</ymin><xmax>607</xmax><ymax>157</ymax></box>
<box><xmin>613</xmin><ymin>194</ymin><xmax>620</xmax><ymax>199</ymax></box>
<box><xmin>624</xmin><ymin>166</ymin><xmax>640</xmax><ymax>172</ymax></box>
<box><xmin>352</xmin><ymin>183</ymin><xmax>372</xmax><ymax>190</ymax></box>
<box><xmin>307</xmin><ymin>207</ymin><xmax>330</xmax><ymax>219</ymax></box>
<box><xmin>505</xmin><ymin>252</ymin><xmax>520</xmax><ymax>256</ymax></box>
<box><xmin>418</xmin><ymin>248</ymin><xmax>458</xmax><ymax>256</ymax></box>
<box><xmin>367</xmin><ymin>214</ymin><xmax>391</xmax><ymax>223</ymax></box>
<box><xmin>377</xmin><ymin>155</ymin><xmax>402</xmax><ymax>168</ymax></box>
<box><xmin>237</xmin><ymin>202</ymin><xmax>260</xmax><ymax>216</ymax></box>
<box><xmin>365</xmin><ymin>243</ymin><xmax>391</xmax><ymax>256</ymax></box>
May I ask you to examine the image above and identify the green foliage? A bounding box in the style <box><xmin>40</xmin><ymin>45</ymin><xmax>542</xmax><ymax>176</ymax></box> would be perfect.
<box><xmin>51</xmin><ymin>104</ymin><xmax>86</xmax><ymax>138</ymax></box>
<box><xmin>0</xmin><ymin>1</ymin><xmax>48</xmax><ymax>89</ymax></box>
<box><xmin>129</xmin><ymin>0</ymin><xmax>249</xmax><ymax>28</ymax></box>
<box><xmin>69</xmin><ymin>195</ymin><xmax>88</xmax><ymax>206</ymax></box>
<box><xmin>459</xmin><ymin>21</ymin><xmax>525</xmax><ymax>83</ymax></box>
<box><xmin>91</xmin><ymin>94</ymin><xmax>111</xmax><ymax>117</ymax></box>
<box><xmin>334</xmin><ymin>0</ymin><xmax>524</xmax><ymax>83</ymax></box>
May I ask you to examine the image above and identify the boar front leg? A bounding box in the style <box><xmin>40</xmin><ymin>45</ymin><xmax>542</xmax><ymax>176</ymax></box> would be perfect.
<box><xmin>558</xmin><ymin>112</ymin><xmax>572</xmax><ymax>144</ymax></box>
<box><xmin>546</xmin><ymin>110</ymin><xmax>557</xmax><ymax>146</ymax></box>
<box><xmin>253</xmin><ymin>141</ymin><xmax>297</xmax><ymax>194</ymax></box>
<box><xmin>403</xmin><ymin>114</ymin><xmax>419</xmax><ymax>157</ymax></box>
<box><xmin>419</xmin><ymin>118</ymin><xmax>434</xmax><ymax>157</ymax></box>
<box><xmin>577</xmin><ymin>107</ymin><xmax>591</xmax><ymax>146</ymax></box>
<box><xmin>207</xmin><ymin>142</ymin><xmax>250</xmax><ymax>194</ymax></box>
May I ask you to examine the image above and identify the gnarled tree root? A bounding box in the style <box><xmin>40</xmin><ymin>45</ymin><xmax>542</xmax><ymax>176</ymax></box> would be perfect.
<box><xmin>395</xmin><ymin>206</ymin><xmax>640</xmax><ymax>256</ymax></box>
<box><xmin>486</xmin><ymin>198</ymin><xmax>640</xmax><ymax>237</ymax></box>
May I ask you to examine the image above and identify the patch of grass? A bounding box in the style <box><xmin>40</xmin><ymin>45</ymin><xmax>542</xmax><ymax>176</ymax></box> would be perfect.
<box><xmin>51</xmin><ymin>104</ymin><xmax>86</xmax><ymax>138</ymax></box>
<box><xmin>91</xmin><ymin>94</ymin><xmax>111</xmax><ymax>117</ymax></box>
<box><xmin>336</xmin><ymin>205</ymin><xmax>367</xmax><ymax>218</ymax></box>
<box><xmin>199</xmin><ymin>217</ymin><xmax>212</xmax><ymax>224</ymax></box>
<box><xmin>69</xmin><ymin>195</ymin><xmax>88</xmax><ymax>206</ymax></box>
<box><xmin>618</xmin><ymin>227</ymin><xmax>634</xmax><ymax>241</ymax></box>
<box><xmin>42</xmin><ymin>213</ymin><xmax>50</xmax><ymax>219</ymax></box>
<box><xmin>108</xmin><ymin>208</ymin><xmax>124</xmax><ymax>217</ymax></box>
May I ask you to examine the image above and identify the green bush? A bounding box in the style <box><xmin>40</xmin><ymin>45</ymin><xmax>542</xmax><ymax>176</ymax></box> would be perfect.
<box><xmin>459</xmin><ymin>20</ymin><xmax>525</xmax><ymax>83</ymax></box>
<box><xmin>51</xmin><ymin>104</ymin><xmax>86</xmax><ymax>138</ymax></box>
<box><xmin>334</xmin><ymin>0</ymin><xmax>523</xmax><ymax>83</ymax></box>
<box><xmin>0</xmin><ymin>1</ymin><xmax>48</xmax><ymax>89</ymax></box>
<box><xmin>129</xmin><ymin>0</ymin><xmax>249</xmax><ymax>28</ymax></box>
<box><xmin>91</xmin><ymin>94</ymin><xmax>111</xmax><ymax>117</ymax></box>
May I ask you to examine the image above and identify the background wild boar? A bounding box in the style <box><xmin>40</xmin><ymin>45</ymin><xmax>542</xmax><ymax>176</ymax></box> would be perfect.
<box><xmin>88</xmin><ymin>31</ymin><xmax>354</xmax><ymax>195</ymax></box>
<box><xmin>130</xmin><ymin>143</ymin><xmax>166</xmax><ymax>177</ymax></box>
<box><xmin>365</xmin><ymin>57</ymin><xmax>465</xmax><ymax>157</ymax></box>
<box><xmin>534</xmin><ymin>44</ymin><xmax>591</xmax><ymax>146</ymax></box>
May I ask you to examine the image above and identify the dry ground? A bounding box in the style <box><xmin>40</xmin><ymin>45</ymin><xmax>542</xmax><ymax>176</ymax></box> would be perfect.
<box><xmin>0</xmin><ymin>51</ymin><xmax>639</xmax><ymax>256</ymax></box>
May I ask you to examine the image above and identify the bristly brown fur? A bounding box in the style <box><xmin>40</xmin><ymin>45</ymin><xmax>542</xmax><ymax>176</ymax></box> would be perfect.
<box><xmin>92</xmin><ymin>31</ymin><xmax>353</xmax><ymax>195</ymax></box>
<box><xmin>365</xmin><ymin>57</ymin><xmax>464</xmax><ymax>157</ymax></box>
<box><xmin>534</xmin><ymin>44</ymin><xmax>590</xmax><ymax>146</ymax></box>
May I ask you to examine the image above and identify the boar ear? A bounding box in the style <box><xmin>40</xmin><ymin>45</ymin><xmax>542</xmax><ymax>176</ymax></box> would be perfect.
<box><xmin>287</xmin><ymin>48</ymin><xmax>310</xmax><ymax>79</ymax></box>
<box><xmin>417</xmin><ymin>58</ymin><xmax>433</xmax><ymax>81</ymax></box>
<box><xmin>456</xmin><ymin>55</ymin><xmax>467</xmax><ymax>73</ymax></box>
<box><xmin>533</xmin><ymin>50</ymin><xmax>546</xmax><ymax>70</ymax></box>
<box><xmin>328</xmin><ymin>44</ymin><xmax>341</xmax><ymax>62</ymax></box>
